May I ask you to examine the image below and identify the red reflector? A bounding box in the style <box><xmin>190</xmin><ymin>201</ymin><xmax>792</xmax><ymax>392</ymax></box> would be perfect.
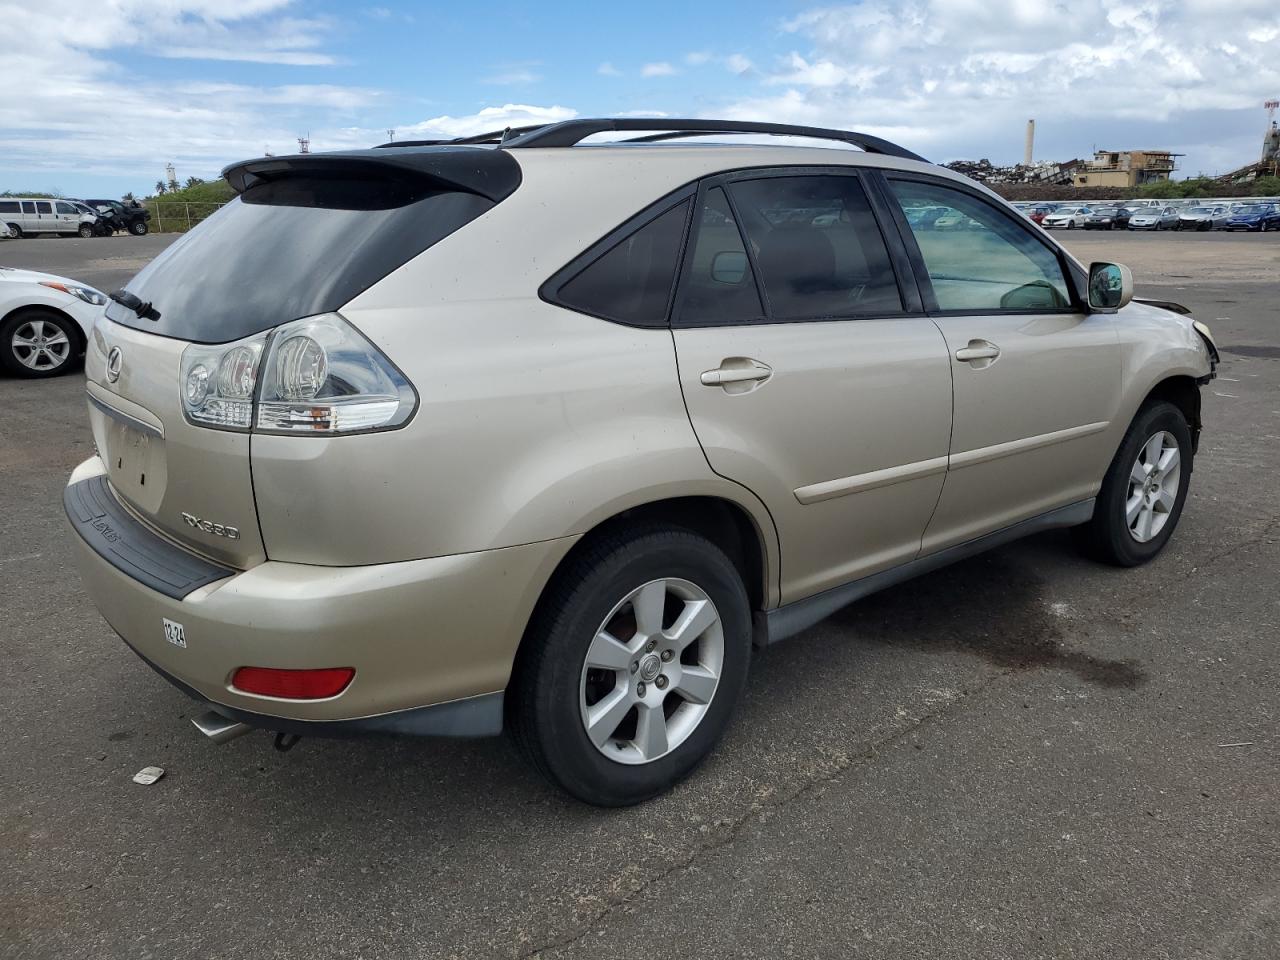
<box><xmin>231</xmin><ymin>666</ymin><xmax>354</xmax><ymax>700</ymax></box>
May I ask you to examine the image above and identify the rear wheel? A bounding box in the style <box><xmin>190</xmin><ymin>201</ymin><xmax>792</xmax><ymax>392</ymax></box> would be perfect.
<box><xmin>1073</xmin><ymin>401</ymin><xmax>1192</xmax><ymax>566</ymax></box>
<box><xmin>0</xmin><ymin>310</ymin><xmax>79</xmax><ymax>378</ymax></box>
<box><xmin>510</xmin><ymin>527</ymin><xmax>751</xmax><ymax>806</ymax></box>
<box><xmin>4</xmin><ymin>223</ymin><xmax>19</xmax><ymax>239</ymax></box>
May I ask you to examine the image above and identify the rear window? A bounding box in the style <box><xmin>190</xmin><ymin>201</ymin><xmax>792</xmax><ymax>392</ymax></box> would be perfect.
<box><xmin>110</xmin><ymin>174</ymin><xmax>496</xmax><ymax>343</ymax></box>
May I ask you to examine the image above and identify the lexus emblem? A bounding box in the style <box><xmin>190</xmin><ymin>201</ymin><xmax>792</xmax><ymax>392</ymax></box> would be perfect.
<box><xmin>106</xmin><ymin>346</ymin><xmax>123</xmax><ymax>383</ymax></box>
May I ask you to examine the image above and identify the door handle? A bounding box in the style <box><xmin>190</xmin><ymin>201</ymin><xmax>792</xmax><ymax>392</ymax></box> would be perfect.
<box><xmin>700</xmin><ymin>358</ymin><xmax>773</xmax><ymax>390</ymax></box>
<box><xmin>955</xmin><ymin>340</ymin><xmax>1001</xmax><ymax>364</ymax></box>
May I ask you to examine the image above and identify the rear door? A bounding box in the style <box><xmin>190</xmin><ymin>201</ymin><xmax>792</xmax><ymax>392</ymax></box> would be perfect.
<box><xmin>32</xmin><ymin>200</ymin><xmax>55</xmax><ymax>233</ymax></box>
<box><xmin>672</xmin><ymin>169</ymin><xmax>953</xmax><ymax>603</ymax></box>
<box><xmin>19</xmin><ymin>201</ymin><xmax>38</xmax><ymax>232</ymax></box>
<box><xmin>882</xmin><ymin>175</ymin><xmax>1121</xmax><ymax>553</ymax></box>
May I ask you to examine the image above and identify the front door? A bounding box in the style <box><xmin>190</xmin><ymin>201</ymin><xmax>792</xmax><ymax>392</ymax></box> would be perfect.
<box><xmin>883</xmin><ymin>176</ymin><xmax>1122</xmax><ymax>553</ymax></box>
<box><xmin>672</xmin><ymin>172</ymin><xmax>953</xmax><ymax>603</ymax></box>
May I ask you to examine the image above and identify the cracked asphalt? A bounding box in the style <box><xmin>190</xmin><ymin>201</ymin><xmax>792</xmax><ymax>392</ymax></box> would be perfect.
<box><xmin>1</xmin><ymin>231</ymin><xmax>1277</xmax><ymax>959</ymax></box>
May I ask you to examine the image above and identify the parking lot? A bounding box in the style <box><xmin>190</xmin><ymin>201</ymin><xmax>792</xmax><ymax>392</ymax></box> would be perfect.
<box><xmin>2</xmin><ymin>231</ymin><xmax>1277</xmax><ymax>959</ymax></box>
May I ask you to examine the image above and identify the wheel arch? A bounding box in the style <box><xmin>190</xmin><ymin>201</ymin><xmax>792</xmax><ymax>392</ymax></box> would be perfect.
<box><xmin>1140</xmin><ymin>374</ymin><xmax>1202</xmax><ymax>453</ymax></box>
<box><xmin>509</xmin><ymin>493</ymin><xmax>777</xmax><ymax>689</ymax></box>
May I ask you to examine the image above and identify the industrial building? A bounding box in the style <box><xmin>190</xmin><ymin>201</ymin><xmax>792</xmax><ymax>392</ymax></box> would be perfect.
<box><xmin>1071</xmin><ymin>150</ymin><xmax>1180</xmax><ymax>188</ymax></box>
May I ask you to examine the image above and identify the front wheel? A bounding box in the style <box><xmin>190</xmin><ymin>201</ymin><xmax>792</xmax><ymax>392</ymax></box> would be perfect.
<box><xmin>129</xmin><ymin>220</ymin><xmax>149</xmax><ymax>236</ymax></box>
<box><xmin>78</xmin><ymin>223</ymin><xmax>94</xmax><ymax>238</ymax></box>
<box><xmin>0</xmin><ymin>310</ymin><xmax>80</xmax><ymax>378</ymax></box>
<box><xmin>1073</xmin><ymin>401</ymin><xmax>1193</xmax><ymax>566</ymax></box>
<box><xmin>510</xmin><ymin>527</ymin><xmax>751</xmax><ymax>806</ymax></box>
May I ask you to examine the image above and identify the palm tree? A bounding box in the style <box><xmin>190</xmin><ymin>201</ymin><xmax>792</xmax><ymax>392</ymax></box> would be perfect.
<box><xmin>154</xmin><ymin>181</ymin><xmax>166</xmax><ymax>195</ymax></box>
<box><xmin>184</xmin><ymin>176</ymin><xmax>205</xmax><ymax>189</ymax></box>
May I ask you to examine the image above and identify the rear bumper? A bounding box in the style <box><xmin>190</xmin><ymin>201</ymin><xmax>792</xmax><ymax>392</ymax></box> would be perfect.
<box><xmin>65</xmin><ymin>457</ymin><xmax>577</xmax><ymax>733</ymax></box>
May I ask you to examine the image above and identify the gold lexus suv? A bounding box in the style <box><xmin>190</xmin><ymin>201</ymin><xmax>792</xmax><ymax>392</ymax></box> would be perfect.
<box><xmin>66</xmin><ymin>119</ymin><xmax>1218</xmax><ymax>806</ymax></box>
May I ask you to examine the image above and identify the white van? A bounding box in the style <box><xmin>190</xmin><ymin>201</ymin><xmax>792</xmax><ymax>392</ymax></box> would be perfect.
<box><xmin>0</xmin><ymin>198</ymin><xmax>98</xmax><ymax>238</ymax></box>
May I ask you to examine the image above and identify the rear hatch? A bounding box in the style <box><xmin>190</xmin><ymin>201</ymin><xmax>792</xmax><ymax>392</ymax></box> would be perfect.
<box><xmin>86</xmin><ymin>146</ymin><xmax>521</xmax><ymax>569</ymax></box>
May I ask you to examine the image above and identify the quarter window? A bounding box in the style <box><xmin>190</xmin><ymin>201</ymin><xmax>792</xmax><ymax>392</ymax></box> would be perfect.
<box><xmin>677</xmin><ymin>187</ymin><xmax>764</xmax><ymax>324</ymax></box>
<box><xmin>727</xmin><ymin>175</ymin><xmax>901</xmax><ymax>320</ymax></box>
<box><xmin>888</xmin><ymin>180</ymin><xmax>1072</xmax><ymax>312</ymax></box>
<box><xmin>0</xmin><ymin>201</ymin><xmax>18</xmax><ymax>214</ymax></box>
<box><xmin>555</xmin><ymin>199</ymin><xmax>690</xmax><ymax>327</ymax></box>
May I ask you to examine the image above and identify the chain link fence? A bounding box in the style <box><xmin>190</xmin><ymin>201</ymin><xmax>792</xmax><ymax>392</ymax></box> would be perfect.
<box><xmin>146</xmin><ymin>201</ymin><xmax>229</xmax><ymax>233</ymax></box>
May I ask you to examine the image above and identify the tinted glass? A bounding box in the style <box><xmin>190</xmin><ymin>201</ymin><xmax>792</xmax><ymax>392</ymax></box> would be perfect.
<box><xmin>728</xmin><ymin>175</ymin><xmax>900</xmax><ymax>320</ymax></box>
<box><xmin>889</xmin><ymin>180</ymin><xmax>1071</xmax><ymax>312</ymax></box>
<box><xmin>21</xmin><ymin>202</ymin><xmax>35</xmax><ymax>214</ymax></box>
<box><xmin>35</xmin><ymin>201</ymin><xmax>53</xmax><ymax>214</ymax></box>
<box><xmin>678</xmin><ymin>187</ymin><xmax>763</xmax><ymax>324</ymax></box>
<box><xmin>556</xmin><ymin>199</ymin><xmax>690</xmax><ymax>327</ymax></box>
<box><xmin>0</xmin><ymin>201</ymin><xmax>18</xmax><ymax>213</ymax></box>
<box><xmin>110</xmin><ymin>176</ymin><xmax>495</xmax><ymax>343</ymax></box>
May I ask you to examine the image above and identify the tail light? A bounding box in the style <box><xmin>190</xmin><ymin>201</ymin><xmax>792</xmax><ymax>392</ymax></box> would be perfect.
<box><xmin>179</xmin><ymin>313</ymin><xmax>415</xmax><ymax>434</ymax></box>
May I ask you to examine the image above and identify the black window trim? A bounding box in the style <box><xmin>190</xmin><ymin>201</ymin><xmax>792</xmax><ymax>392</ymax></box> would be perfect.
<box><xmin>538</xmin><ymin>184</ymin><xmax>698</xmax><ymax>329</ymax></box>
<box><xmin>878</xmin><ymin>170</ymin><xmax>1090</xmax><ymax>317</ymax></box>
<box><xmin>671</xmin><ymin>165</ymin><xmax>922</xmax><ymax>330</ymax></box>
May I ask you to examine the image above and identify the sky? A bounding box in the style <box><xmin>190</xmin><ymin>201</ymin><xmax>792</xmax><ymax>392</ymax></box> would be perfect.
<box><xmin>2</xmin><ymin>0</ymin><xmax>1278</xmax><ymax>199</ymax></box>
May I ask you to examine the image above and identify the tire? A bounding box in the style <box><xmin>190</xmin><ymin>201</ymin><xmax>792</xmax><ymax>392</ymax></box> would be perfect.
<box><xmin>4</xmin><ymin>223</ymin><xmax>19</xmax><ymax>239</ymax></box>
<box><xmin>0</xmin><ymin>309</ymin><xmax>80</xmax><ymax>378</ymax></box>
<box><xmin>129</xmin><ymin>220</ymin><xmax>148</xmax><ymax>236</ymax></box>
<box><xmin>1072</xmin><ymin>401</ymin><xmax>1193</xmax><ymax>567</ymax></box>
<box><xmin>1067</xmin><ymin>221</ymin><xmax>1075</xmax><ymax>230</ymax></box>
<box><xmin>510</xmin><ymin>526</ymin><xmax>752</xmax><ymax>806</ymax></box>
<box><xmin>78</xmin><ymin>223</ymin><xmax>94</xmax><ymax>238</ymax></box>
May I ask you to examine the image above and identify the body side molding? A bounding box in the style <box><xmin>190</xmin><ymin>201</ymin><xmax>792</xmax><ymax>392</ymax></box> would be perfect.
<box><xmin>759</xmin><ymin>499</ymin><xmax>1095</xmax><ymax>646</ymax></box>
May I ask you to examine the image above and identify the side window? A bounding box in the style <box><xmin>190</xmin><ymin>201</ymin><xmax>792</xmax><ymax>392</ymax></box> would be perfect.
<box><xmin>35</xmin><ymin>201</ymin><xmax>53</xmax><ymax>215</ymax></box>
<box><xmin>21</xmin><ymin>202</ymin><xmax>36</xmax><ymax>214</ymax></box>
<box><xmin>0</xmin><ymin>201</ymin><xmax>18</xmax><ymax>214</ymax></box>
<box><xmin>554</xmin><ymin>199</ymin><xmax>690</xmax><ymax>327</ymax></box>
<box><xmin>56</xmin><ymin>201</ymin><xmax>76</xmax><ymax>214</ymax></box>
<box><xmin>677</xmin><ymin>187</ymin><xmax>764</xmax><ymax>324</ymax></box>
<box><xmin>727</xmin><ymin>175</ymin><xmax>902</xmax><ymax>320</ymax></box>
<box><xmin>888</xmin><ymin>179</ymin><xmax>1072</xmax><ymax>312</ymax></box>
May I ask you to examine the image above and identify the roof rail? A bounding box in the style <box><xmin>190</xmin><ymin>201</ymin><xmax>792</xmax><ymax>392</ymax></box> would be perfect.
<box><xmin>374</xmin><ymin>125</ymin><xmax>543</xmax><ymax>149</ymax></box>
<box><xmin>498</xmin><ymin>118</ymin><xmax>927</xmax><ymax>162</ymax></box>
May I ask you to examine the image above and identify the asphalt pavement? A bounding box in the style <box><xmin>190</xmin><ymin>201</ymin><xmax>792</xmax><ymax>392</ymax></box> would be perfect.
<box><xmin>1</xmin><ymin>231</ymin><xmax>1276</xmax><ymax>959</ymax></box>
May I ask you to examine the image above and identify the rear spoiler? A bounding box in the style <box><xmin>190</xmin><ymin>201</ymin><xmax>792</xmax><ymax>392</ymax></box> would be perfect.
<box><xmin>221</xmin><ymin>146</ymin><xmax>522</xmax><ymax>204</ymax></box>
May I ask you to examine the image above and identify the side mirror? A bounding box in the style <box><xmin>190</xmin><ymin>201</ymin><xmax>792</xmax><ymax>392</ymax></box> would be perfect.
<box><xmin>711</xmin><ymin>250</ymin><xmax>748</xmax><ymax>284</ymax></box>
<box><xmin>1087</xmin><ymin>261</ymin><xmax>1133</xmax><ymax>312</ymax></box>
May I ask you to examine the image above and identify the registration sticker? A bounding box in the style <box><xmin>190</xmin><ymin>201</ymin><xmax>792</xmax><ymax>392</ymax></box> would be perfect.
<box><xmin>163</xmin><ymin>618</ymin><xmax>187</xmax><ymax>648</ymax></box>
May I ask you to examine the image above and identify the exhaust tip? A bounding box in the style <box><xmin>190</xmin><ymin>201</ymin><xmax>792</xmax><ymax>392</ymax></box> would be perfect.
<box><xmin>192</xmin><ymin>710</ymin><xmax>252</xmax><ymax>744</ymax></box>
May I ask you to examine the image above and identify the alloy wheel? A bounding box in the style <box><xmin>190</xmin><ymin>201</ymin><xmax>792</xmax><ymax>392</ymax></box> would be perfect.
<box><xmin>1126</xmin><ymin>431</ymin><xmax>1181</xmax><ymax>543</ymax></box>
<box><xmin>579</xmin><ymin>577</ymin><xmax>724</xmax><ymax>765</ymax></box>
<box><xmin>11</xmin><ymin>318</ymin><xmax>71</xmax><ymax>372</ymax></box>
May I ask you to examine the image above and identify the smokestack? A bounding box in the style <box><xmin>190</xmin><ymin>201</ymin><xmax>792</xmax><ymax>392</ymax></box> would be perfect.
<box><xmin>1024</xmin><ymin>119</ymin><xmax>1035</xmax><ymax>166</ymax></box>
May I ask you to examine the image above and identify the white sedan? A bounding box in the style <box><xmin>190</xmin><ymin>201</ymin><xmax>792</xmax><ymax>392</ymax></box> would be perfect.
<box><xmin>0</xmin><ymin>266</ymin><xmax>108</xmax><ymax>377</ymax></box>
<box><xmin>1040</xmin><ymin>206</ymin><xmax>1091</xmax><ymax>229</ymax></box>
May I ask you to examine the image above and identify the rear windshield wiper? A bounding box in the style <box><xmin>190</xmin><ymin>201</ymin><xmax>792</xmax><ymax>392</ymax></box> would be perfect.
<box><xmin>109</xmin><ymin>289</ymin><xmax>160</xmax><ymax>321</ymax></box>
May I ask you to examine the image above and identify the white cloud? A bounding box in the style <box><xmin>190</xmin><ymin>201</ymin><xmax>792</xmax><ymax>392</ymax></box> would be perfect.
<box><xmin>391</xmin><ymin>105</ymin><xmax>578</xmax><ymax>140</ymax></box>
<box><xmin>597</xmin><ymin>61</ymin><xmax>622</xmax><ymax>76</ymax></box>
<box><xmin>728</xmin><ymin>0</ymin><xmax>1280</xmax><ymax>174</ymax></box>
<box><xmin>641</xmin><ymin>61</ymin><xmax>678</xmax><ymax>77</ymax></box>
<box><xmin>685</xmin><ymin>51</ymin><xmax>714</xmax><ymax>66</ymax></box>
<box><xmin>725</xmin><ymin>53</ymin><xmax>754</xmax><ymax>75</ymax></box>
<box><xmin>484</xmin><ymin>62</ymin><xmax>543</xmax><ymax>85</ymax></box>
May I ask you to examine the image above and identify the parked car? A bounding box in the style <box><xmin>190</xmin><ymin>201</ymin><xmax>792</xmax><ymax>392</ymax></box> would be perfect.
<box><xmin>1218</xmin><ymin>203</ymin><xmax>1280</xmax><ymax>231</ymax></box>
<box><xmin>82</xmin><ymin>198</ymin><xmax>152</xmax><ymax>236</ymax></box>
<box><xmin>1177</xmin><ymin>205</ymin><xmax>1230</xmax><ymax>231</ymax></box>
<box><xmin>1025</xmin><ymin>204</ymin><xmax>1057</xmax><ymax>225</ymax></box>
<box><xmin>0</xmin><ymin>197</ymin><xmax>99</xmax><ymax>238</ymax></box>
<box><xmin>0</xmin><ymin>221</ymin><xmax>11</xmax><ymax>240</ymax></box>
<box><xmin>1041</xmin><ymin>205</ymin><xmax>1091</xmax><ymax>229</ymax></box>
<box><xmin>1128</xmin><ymin>206</ymin><xmax>1179</xmax><ymax>231</ymax></box>
<box><xmin>1083</xmin><ymin>205</ymin><xmax>1126</xmax><ymax>230</ymax></box>
<box><xmin>0</xmin><ymin>266</ymin><xmax>106</xmax><ymax>376</ymax></box>
<box><xmin>65</xmin><ymin>118</ymin><xmax>1219</xmax><ymax>806</ymax></box>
